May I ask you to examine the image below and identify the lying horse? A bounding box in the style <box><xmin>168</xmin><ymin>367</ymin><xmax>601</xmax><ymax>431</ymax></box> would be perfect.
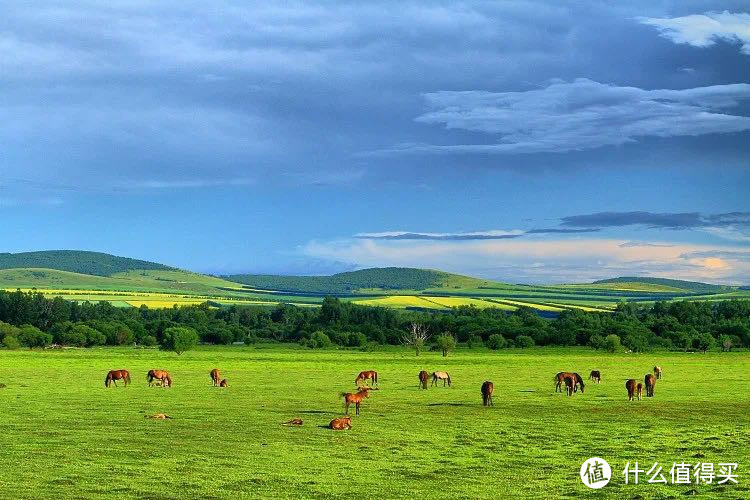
<box><xmin>555</xmin><ymin>372</ymin><xmax>584</xmax><ymax>393</ymax></box>
<box><xmin>431</xmin><ymin>371</ymin><xmax>451</xmax><ymax>387</ymax></box>
<box><xmin>355</xmin><ymin>370</ymin><xmax>378</xmax><ymax>387</ymax></box>
<box><xmin>418</xmin><ymin>370</ymin><xmax>429</xmax><ymax>390</ymax></box>
<box><xmin>210</xmin><ymin>368</ymin><xmax>221</xmax><ymax>386</ymax></box>
<box><xmin>481</xmin><ymin>381</ymin><xmax>494</xmax><ymax>406</ymax></box>
<box><xmin>219</xmin><ymin>379</ymin><xmax>228</xmax><ymax>387</ymax></box>
<box><xmin>282</xmin><ymin>418</ymin><xmax>303</xmax><ymax>426</ymax></box>
<box><xmin>147</xmin><ymin>369</ymin><xmax>172</xmax><ymax>388</ymax></box>
<box><xmin>105</xmin><ymin>370</ymin><xmax>131</xmax><ymax>388</ymax></box>
<box><xmin>625</xmin><ymin>379</ymin><xmax>637</xmax><ymax>401</ymax></box>
<box><xmin>644</xmin><ymin>373</ymin><xmax>656</xmax><ymax>397</ymax></box>
<box><xmin>589</xmin><ymin>370</ymin><xmax>601</xmax><ymax>383</ymax></box>
<box><xmin>329</xmin><ymin>416</ymin><xmax>352</xmax><ymax>430</ymax></box>
<box><xmin>342</xmin><ymin>388</ymin><xmax>371</xmax><ymax>415</ymax></box>
<box><xmin>653</xmin><ymin>366</ymin><xmax>662</xmax><ymax>380</ymax></box>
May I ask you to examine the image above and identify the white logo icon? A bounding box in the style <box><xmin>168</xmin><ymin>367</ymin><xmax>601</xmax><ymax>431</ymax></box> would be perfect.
<box><xmin>581</xmin><ymin>457</ymin><xmax>611</xmax><ymax>489</ymax></box>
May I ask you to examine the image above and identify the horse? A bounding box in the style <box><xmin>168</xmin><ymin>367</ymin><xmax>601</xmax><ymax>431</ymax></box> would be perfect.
<box><xmin>653</xmin><ymin>366</ymin><xmax>662</xmax><ymax>380</ymax></box>
<box><xmin>210</xmin><ymin>368</ymin><xmax>221</xmax><ymax>386</ymax></box>
<box><xmin>342</xmin><ymin>388</ymin><xmax>371</xmax><ymax>415</ymax></box>
<box><xmin>481</xmin><ymin>381</ymin><xmax>494</xmax><ymax>406</ymax></box>
<box><xmin>636</xmin><ymin>382</ymin><xmax>643</xmax><ymax>401</ymax></box>
<box><xmin>105</xmin><ymin>370</ymin><xmax>131</xmax><ymax>388</ymax></box>
<box><xmin>147</xmin><ymin>369</ymin><xmax>172</xmax><ymax>388</ymax></box>
<box><xmin>644</xmin><ymin>373</ymin><xmax>656</xmax><ymax>397</ymax></box>
<box><xmin>589</xmin><ymin>370</ymin><xmax>601</xmax><ymax>383</ymax></box>
<box><xmin>431</xmin><ymin>371</ymin><xmax>451</xmax><ymax>387</ymax></box>
<box><xmin>554</xmin><ymin>372</ymin><xmax>584</xmax><ymax>393</ymax></box>
<box><xmin>282</xmin><ymin>418</ymin><xmax>303</xmax><ymax>426</ymax></box>
<box><xmin>219</xmin><ymin>379</ymin><xmax>228</xmax><ymax>387</ymax></box>
<box><xmin>418</xmin><ymin>370</ymin><xmax>429</xmax><ymax>390</ymax></box>
<box><xmin>625</xmin><ymin>379</ymin><xmax>637</xmax><ymax>401</ymax></box>
<box><xmin>329</xmin><ymin>416</ymin><xmax>352</xmax><ymax>430</ymax></box>
<box><xmin>355</xmin><ymin>370</ymin><xmax>378</xmax><ymax>387</ymax></box>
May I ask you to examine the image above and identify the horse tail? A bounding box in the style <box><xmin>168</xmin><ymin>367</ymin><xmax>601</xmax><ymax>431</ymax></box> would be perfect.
<box><xmin>125</xmin><ymin>372</ymin><xmax>131</xmax><ymax>384</ymax></box>
<box><xmin>447</xmin><ymin>374</ymin><xmax>452</xmax><ymax>386</ymax></box>
<box><xmin>166</xmin><ymin>374</ymin><xmax>172</xmax><ymax>387</ymax></box>
<box><xmin>374</xmin><ymin>372</ymin><xmax>378</xmax><ymax>384</ymax></box>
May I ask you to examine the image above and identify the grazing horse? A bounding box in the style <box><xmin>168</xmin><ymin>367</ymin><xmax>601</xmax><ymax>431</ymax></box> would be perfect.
<box><xmin>219</xmin><ymin>379</ymin><xmax>228</xmax><ymax>387</ymax></box>
<box><xmin>589</xmin><ymin>370</ymin><xmax>601</xmax><ymax>383</ymax></box>
<box><xmin>481</xmin><ymin>381</ymin><xmax>494</xmax><ymax>406</ymax></box>
<box><xmin>342</xmin><ymin>388</ymin><xmax>371</xmax><ymax>415</ymax></box>
<box><xmin>147</xmin><ymin>369</ymin><xmax>172</xmax><ymax>388</ymax></box>
<box><xmin>653</xmin><ymin>366</ymin><xmax>662</xmax><ymax>380</ymax></box>
<box><xmin>355</xmin><ymin>370</ymin><xmax>378</xmax><ymax>387</ymax></box>
<box><xmin>561</xmin><ymin>373</ymin><xmax>579</xmax><ymax>396</ymax></box>
<box><xmin>625</xmin><ymin>379</ymin><xmax>637</xmax><ymax>401</ymax></box>
<box><xmin>555</xmin><ymin>372</ymin><xmax>585</xmax><ymax>393</ymax></box>
<box><xmin>210</xmin><ymin>368</ymin><xmax>221</xmax><ymax>386</ymax></box>
<box><xmin>329</xmin><ymin>416</ymin><xmax>352</xmax><ymax>430</ymax></box>
<box><xmin>105</xmin><ymin>370</ymin><xmax>131</xmax><ymax>388</ymax></box>
<box><xmin>636</xmin><ymin>383</ymin><xmax>643</xmax><ymax>401</ymax></box>
<box><xmin>644</xmin><ymin>373</ymin><xmax>656</xmax><ymax>397</ymax></box>
<box><xmin>431</xmin><ymin>371</ymin><xmax>451</xmax><ymax>387</ymax></box>
<box><xmin>418</xmin><ymin>370</ymin><xmax>429</xmax><ymax>390</ymax></box>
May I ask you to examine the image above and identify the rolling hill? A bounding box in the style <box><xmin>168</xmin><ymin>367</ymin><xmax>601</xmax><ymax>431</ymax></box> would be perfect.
<box><xmin>0</xmin><ymin>250</ymin><xmax>174</xmax><ymax>276</ymax></box>
<box><xmin>591</xmin><ymin>276</ymin><xmax>732</xmax><ymax>294</ymax></box>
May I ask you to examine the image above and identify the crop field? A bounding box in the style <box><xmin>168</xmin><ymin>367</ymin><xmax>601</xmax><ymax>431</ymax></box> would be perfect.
<box><xmin>0</xmin><ymin>346</ymin><xmax>747</xmax><ymax>498</ymax></box>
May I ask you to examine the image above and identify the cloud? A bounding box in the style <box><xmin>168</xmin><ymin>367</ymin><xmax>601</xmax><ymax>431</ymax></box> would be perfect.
<box><xmin>639</xmin><ymin>11</ymin><xmax>750</xmax><ymax>55</ymax></box>
<box><xmin>301</xmin><ymin>237</ymin><xmax>750</xmax><ymax>284</ymax></box>
<box><xmin>619</xmin><ymin>241</ymin><xmax>675</xmax><ymax>248</ymax></box>
<box><xmin>371</xmin><ymin>79</ymin><xmax>750</xmax><ymax>155</ymax></box>
<box><xmin>561</xmin><ymin>210</ymin><xmax>750</xmax><ymax>229</ymax></box>
<box><xmin>130</xmin><ymin>178</ymin><xmax>256</xmax><ymax>189</ymax></box>
<box><xmin>526</xmin><ymin>228</ymin><xmax>600</xmax><ymax>234</ymax></box>
<box><xmin>354</xmin><ymin>230</ymin><xmax>525</xmax><ymax>241</ymax></box>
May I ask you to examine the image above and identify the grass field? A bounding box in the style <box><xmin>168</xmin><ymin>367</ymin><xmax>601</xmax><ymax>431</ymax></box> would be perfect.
<box><xmin>0</xmin><ymin>346</ymin><xmax>747</xmax><ymax>498</ymax></box>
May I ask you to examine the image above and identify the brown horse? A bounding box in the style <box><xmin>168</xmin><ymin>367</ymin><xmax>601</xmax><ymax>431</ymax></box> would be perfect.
<box><xmin>561</xmin><ymin>373</ymin><xmax>579</xmax><ymax>396</ymax></box>
<box><xmin>147</xmin><ymin>369</ymin><xmax>172</xmax><ymax>388</ymax></box>
<box><xmin>105</xmin><ymin>370</ymin><xmax>131</xmax><ymax>388</ymax></box>
<box><xmin>329</xmin><ymin>416</ymin><xmax>352</xmax><ymax>430</ymax></box>
<box><xmin>282</xmin><ymin>418</ymin><xmax>303</xmax><ymax>426</ymax></box>
<box><xmin>625</xmin><ymin>379</ymin><xmax>637</xmax><ymax>401</ymax></box>
<box><xmin>431</xmin><ymin>371</ymin><xmax>451</xmax><ymax>387</ymax></box>
<box><xmin>418</xmin><ymin>370</ymin><xmax>429</xmax><ymax>389</ymax></box>
<box><xmin>481</xmin><ymin>381</ymin><xmax>494</xmax><ymax>406</ymax></box>
<box><xmin>653</xmin><ymin>366</ymin><xmax>662</xmax><ymax>379</ymax></box>
<box><xmin>210</xmin><ymin>368</ymin><xmax>221</xmax><ymax>386</ymax></box>
<box><xmin>355</xmin><ymin>370</ymin><xmax>378</xmax><ymax>387</ymax></box>
<box><xmin>636</xmin><ymin>382</ymin><xmax>643</xmax><ymax>401</ymax></box>
<box><xmin>342</xmin><ymin>388</ymin><xmax>371</xmax><ymax>415</ymax></box>
<box><xmin>219</xmin><ymin>379</ymin><xmax>228</xmax><ymax>387</ymax></box>
<box><xmin>644</xmin><ymin>373</ymin><xmax>656</xmax><ymax>397</ymax></box>
<box><xmin>589</xmin><ymin>370</ymin><xmax>601</xmax><ymax>383</ymax></box>
<box><xmin>555</xmin><ymin>372</ymin><xmax>585</xmax><ymax>393</ymax></box>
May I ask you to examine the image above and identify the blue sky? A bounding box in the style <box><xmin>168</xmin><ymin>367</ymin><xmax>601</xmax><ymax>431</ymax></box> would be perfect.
<box><xmin>1</xmin><ymin>1</ymin><xmax>749</xmax><ymax>284</ymax></box>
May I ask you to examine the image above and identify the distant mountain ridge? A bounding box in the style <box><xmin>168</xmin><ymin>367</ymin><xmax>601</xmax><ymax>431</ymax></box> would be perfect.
<box><xmin>592</xmin><ymin>276</ymin><xmax>732</xmax><ymax>293</ymax></box>
<box><xmin>0</xmin><ymin>250</ymin><xmax>174</xmax><ymax>277</ymax></box>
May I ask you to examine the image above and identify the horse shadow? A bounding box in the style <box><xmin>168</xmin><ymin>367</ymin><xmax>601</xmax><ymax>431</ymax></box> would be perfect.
<box><xmin>427</xmin><ymin>402</ymin><xmax>471</xmax><ymax>407</ymax></box>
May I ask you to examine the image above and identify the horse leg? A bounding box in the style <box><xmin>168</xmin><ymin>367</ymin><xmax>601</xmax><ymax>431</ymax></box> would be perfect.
<box><xmin>345</xmin><ymin>402</ymin><xmax>350</xmax><ymax>415</ymax></box>
<box><xmin>356</xmin><ymin>402</ymin><xmax>360</xmax><ymax>416</ymax></box>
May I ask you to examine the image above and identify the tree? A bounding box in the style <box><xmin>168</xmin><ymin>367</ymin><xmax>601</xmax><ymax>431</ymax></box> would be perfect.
<box><xmin>719</xmin><ymin>334</ymin><xmax>733</xmax><ymax>352</ymax></box>
<box><xmin>402</xmin><ymin>323</ymin><xmax>430</xmax><ymax>356</ymax></box>
<box><xmin>603</xmin><ymin>334</ymin><xmax>621</xmax><ymax>353</ymax></box>
<box><xmin>435</xmin><ymin>332</ymin><xmax>456</xmax><ymax>357</ymax></box>
<box><xmin>466</xmin><ymin>334</ymin><xmax>484</xmax><ymax>348</ymax></box>
<box><xmin>486</xmin><ymin>334</ymin><xmax>507</xmax><ymax>350</ymax></box>
<box><xmin>306</xmin><ymin>331</ymin><xmax>332</xmax><ymax>349</ymax></box>
<box><xmin>515</xmin><ymin>335</ymin><xmax>535</xmax><ymax>348</ymax></box>
<box><xmin>17</xmin><ymin>325</ymin><xmax>53</xmax><ymax>349</ymax></box>
<box><xmin>693</xmin><ymin>332</ymin><xmax>716</xmax><ymax>353</ymax></box>
<box><xmin>160</xmin><ymin>326</ymin><xmax>199</xmax><ymax>355</ymax></box>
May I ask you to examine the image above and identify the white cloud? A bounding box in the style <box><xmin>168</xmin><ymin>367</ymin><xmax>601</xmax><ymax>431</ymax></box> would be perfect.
<box><xmin>639</xmin><ymin>11</ymin><xmax>750</xmax><ymax>55</ymax></box>
<box><xmin>372</xmin><ymin>79</ymin><xmax>750</xmax><ymax>155</ymax></box>
<box><xmin>355</xmin><ymin>229</ymin><xmax>525</xmax><ymax>240</ymax></box>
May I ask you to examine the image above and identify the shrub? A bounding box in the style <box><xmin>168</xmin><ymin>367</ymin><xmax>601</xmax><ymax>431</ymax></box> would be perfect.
<box><xmin>2</xmin><ymin>335</ymin><xmax>20</xmax><ymax>349</ymax></box>
<box><xmin>307</xmin><ymin>331</ymin><xmax>332</xmax><ymax>349</ymax></box>
<box><xmin>693</xmin><ymin>332</ymin><xmax>716</xmax><ymax>353</ymax></box>
<box><xmin>486</xmin><ymin>334</ymin><xmax>507</xmax><ymax>350</ymax></box>
<box><xmin>466</xmin><ymin>334</ymin><xmax>484</xmax><ymax>348</ymax></box>
<box><xmin>603</xmin><ymin>334</ymin><xmax>621</xmax><ymax>353</ymax></box>
<box><xmin>17</xmin><ymin>325</ymin><xmax>53</xmax><ymax>349</ymax></box>
<box><xmin>160</xmin><ymin>326</ymin><xmax>199</xmax><ymax>355</ymax></box>
<box><xmin>140</xmin><ymin>335</ymin><xmax>158</xmax><ymax>347</ymax></box>
<box><xmin>347</xmin><ymin>332</ymin><xmax>367</xmax><ymax>348</ymax></box>
<box><xmin>515</xmin><ymin>335</ymin><xmax>535</xmax><ymax>348</ymax></box>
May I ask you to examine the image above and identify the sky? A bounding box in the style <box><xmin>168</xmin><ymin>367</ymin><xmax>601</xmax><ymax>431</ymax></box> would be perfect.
<box><xmin>1</xmin><ymin>1</ymin><xmax>749</xmax><ymax>284</ymax></box>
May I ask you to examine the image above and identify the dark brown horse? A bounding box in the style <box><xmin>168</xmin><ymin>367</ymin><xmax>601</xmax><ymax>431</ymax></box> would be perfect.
<box><xmin>561</xmin><ymin>373</ymin><xmax>579</xmax><ymax>396</ymax></box>
<box><xmin>555</xmin><ymin>372</ymin><xmax>585</xmax><ymax>393</ymax></box>
<box><xmin>210</xmin><ymin>368</ymin><xmax>221</xmax><ymax>386</ymax></box>
<box><xmin>418</xmin><ymin>370</ymin><xmax>429</xmax><ymax>389</ymax></box>
<box><xmin>653</xmin><ymin>366</ymin><xmax>662</xmax><ymax>379</ymax></box>
<box><xmin>329</xmin><ymin>416</ymin><xmax>352</xmax><ymax>430</ymax></box>
<box><xmin>625</xmin><ymin>379</ymin><xmax>637</xmax><ymax>401</ymax></box>
<box><xmin>147</xmin><ymin>369</ymin><xmax>172</xmax><ymax>388</ymax></box>
<box><xmin>219</xmin><ymin>379</ymin><xmax>228</xmax><ymax>387</ymax></box>
<box><xmin>342</xmin><ymin>388</ymin><xmax>371</xmax><ymax>415</ymax></box>
<box><xmin>636</xmin><ymin>382</ymin><xmax>643</xmax><ymax>401</ymax></box>
<box><xmin>589</xmin><ymin>370</ymin><xmax>601</xmax><ymax>383</ymax></box>
<box><xmin>355</xmin><ymin>370</ymin><xmax>378</xmax><ymax>387</ymax></box>
<box><xmin>481</xmin><ymin>381</ymin><xmax>494</xmax><ymax>406</ymax></box>
<box><xmin>644</xmin><ymin>373</ymin><xmax>656</xmax><ymax>397</ymax></box>
<box><xmin>105</xmin><ymin>370</ymin><xmax>131</xmax><ymax>388</ymax></box>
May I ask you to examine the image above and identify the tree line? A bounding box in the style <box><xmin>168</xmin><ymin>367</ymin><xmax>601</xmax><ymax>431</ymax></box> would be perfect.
<box><xmin>0</xmin><ymin>290</ymin><xmax>748</xmax><ymax>352</ymax></box>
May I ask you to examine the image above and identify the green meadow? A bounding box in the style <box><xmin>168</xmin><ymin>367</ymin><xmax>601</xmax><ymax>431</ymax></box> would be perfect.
<box><xmin>0</xmin><ymin>346</ymin><xmax>747</xmax><ymax>498</ymax></box>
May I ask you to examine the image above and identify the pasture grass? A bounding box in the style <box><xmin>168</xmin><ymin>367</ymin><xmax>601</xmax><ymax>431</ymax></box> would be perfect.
<box><xmin>0</xmin><ymin>346</ymin><xmax>747</xmax><ymax>498</ymax></box>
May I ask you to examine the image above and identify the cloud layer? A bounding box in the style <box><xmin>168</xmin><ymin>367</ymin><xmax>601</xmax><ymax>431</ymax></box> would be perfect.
<box><xmin>639</xmin><ymin>11</ymin><xmax>750</xmax><ymax>55</ymax></box>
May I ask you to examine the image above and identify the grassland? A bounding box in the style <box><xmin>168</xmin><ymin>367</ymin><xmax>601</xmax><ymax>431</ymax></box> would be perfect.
<box><xmin>0</xmin><ymin>346</ymin><xmax>746</xmax><ymax>498</ymax></box>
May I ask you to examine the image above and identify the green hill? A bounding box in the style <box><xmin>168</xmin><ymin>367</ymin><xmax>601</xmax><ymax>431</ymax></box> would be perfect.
<box><xmin>0</xmin><ymin>250</ymin><xmax>174</xmax><ymax>277</ymax></box>
<box><xmin>223</xmin><ymin>267</ymin><xmax>488</xmax><ymax>294</ymax></box>
<box><xmin>591</xmin><ymin>277</ymin><xmax>733</xmax><ymax>294</ymax></box>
